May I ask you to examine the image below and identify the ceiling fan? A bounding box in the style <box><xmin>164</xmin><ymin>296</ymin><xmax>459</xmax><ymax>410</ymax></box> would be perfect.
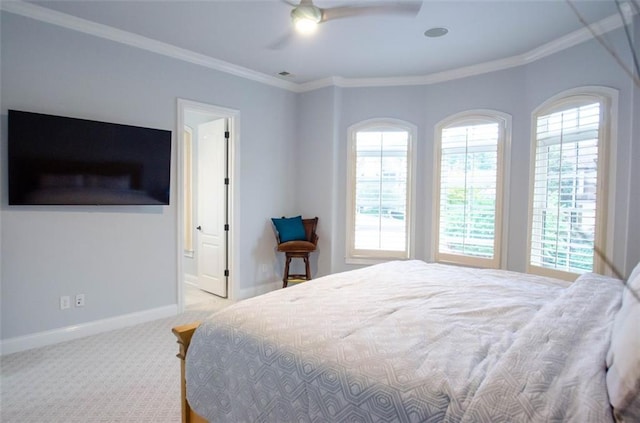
<box><xmin>290</xmin><ymin>0</ymin><xmax>422</xmax><ymax>32</ymax></box>
<box><xmin>270</xmin><ymin>0</ymin><xmax>422</xmax><ymax>48</ymax></box>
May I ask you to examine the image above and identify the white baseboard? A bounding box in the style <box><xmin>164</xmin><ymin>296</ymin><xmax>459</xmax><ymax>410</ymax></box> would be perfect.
<box><xmin>235</xmin><ymin>279</ymin><xmax>281</xmax><ymax>301</ymax></box>
<box><xmin>0</xmin><ymin>304</ymin><xmax>178</xmax><ymax>356</ymax></box>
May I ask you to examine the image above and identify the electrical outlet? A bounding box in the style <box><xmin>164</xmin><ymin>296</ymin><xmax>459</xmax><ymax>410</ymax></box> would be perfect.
<box><xmin>75</xmin><ymin>294</ymin><xmax>85</xmax><ymax>307</ymax></box>
<box><xmin>60</xmin><ymin>296</ymin><xmax>71</xmax><ymax>310</ymax></box>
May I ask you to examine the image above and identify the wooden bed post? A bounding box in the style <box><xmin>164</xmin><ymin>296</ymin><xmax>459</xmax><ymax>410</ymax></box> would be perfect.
<box><xmin>172</xmin><ymin>322</ymin><xmax>207</xmax><ymax>423</ymax></box>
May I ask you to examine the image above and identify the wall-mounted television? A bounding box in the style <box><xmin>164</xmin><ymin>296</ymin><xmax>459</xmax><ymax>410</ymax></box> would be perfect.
<box><xmin>8</xmin><ymin>110</ymin><xmax>172</xmax><ymax>205</ymax></box>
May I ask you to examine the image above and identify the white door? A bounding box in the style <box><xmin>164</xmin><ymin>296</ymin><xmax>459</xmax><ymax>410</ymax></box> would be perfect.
<box><xmin>196</xmin><ymin>118</ymin><xmax>227</xmax><ymax>297</ymax></box>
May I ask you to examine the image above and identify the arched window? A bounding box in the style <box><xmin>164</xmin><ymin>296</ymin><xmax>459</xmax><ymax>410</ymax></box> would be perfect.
<box><xmin>346</xmin><ymin>119</ymin><xmax>416</xmax><ymax>263</ymax></box>
<box><xmin>527</xmin><ymin>87</ymin><xmax>617</xmax><ymax>280</ymax></box>
<box><xmin>434</xmin><ymin>110</ymin><xmax>510</xmax><ymax>268</ymax></box>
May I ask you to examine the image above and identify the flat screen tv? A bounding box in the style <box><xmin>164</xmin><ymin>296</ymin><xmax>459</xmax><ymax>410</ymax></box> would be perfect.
<box><xmin>8</xmin><ymin>110</ymin><xmax>172</xmax><ymax>205</ymax></box>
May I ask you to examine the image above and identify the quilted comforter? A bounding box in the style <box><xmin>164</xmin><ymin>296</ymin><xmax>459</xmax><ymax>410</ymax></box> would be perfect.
<box><xmin>186</xmin><ymin>260</ymin><xmax>623</xmax><ymax>422</ymax></box>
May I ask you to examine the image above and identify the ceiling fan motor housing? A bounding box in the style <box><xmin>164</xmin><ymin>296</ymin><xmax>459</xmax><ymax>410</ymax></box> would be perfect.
<box><xmin>291</xmin><ymin>4</ymin><xmax>323</xmax><ymax>25</ymax></box>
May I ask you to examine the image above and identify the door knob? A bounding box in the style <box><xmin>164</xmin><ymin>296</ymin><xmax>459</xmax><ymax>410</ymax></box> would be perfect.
<box><xmin>196</xmin><ymin>226</ymin><xmax>202</xmax><ymax>231</ymax></box>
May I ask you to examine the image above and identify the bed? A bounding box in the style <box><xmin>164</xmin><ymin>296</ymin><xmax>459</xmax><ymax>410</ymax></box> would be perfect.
<box><xmin>172</xmin><ymin>260</ymin><xmax>640</xmax><ymax>422</ymax></box>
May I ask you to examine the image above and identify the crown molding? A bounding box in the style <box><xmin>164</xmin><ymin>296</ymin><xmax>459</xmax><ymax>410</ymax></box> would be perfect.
<box><xmin>523</xmin><ymin>10</ymin><xmax>626</xmax><ymax>63</ymax></box>
<box><xmin>1</xmin><ymin>0</ymin><xmax>631</xmax><ymax>93</ymax></box>
<box><xmin>294</xmin><ymin>9</ymin><xmax>630</xmax><ymax>92</ymax></box>
<box><xmin>0</xmin><ymin>0</ymin><xmax>299</xmax><ymax>92</ymax></box>
<box><xmin>297</xmin><ymin>76</ymin><xmax>346</xmax><ymax>92</ymax></box>
<box><xmin>338</xmin><ymin>56</ymin><xmax>524</xmax><ymax>89</ymax></box>
<box><xmin>295</xmin><ymin>55</ymin><xmax>524</xmax><ymax>92</ymax></box>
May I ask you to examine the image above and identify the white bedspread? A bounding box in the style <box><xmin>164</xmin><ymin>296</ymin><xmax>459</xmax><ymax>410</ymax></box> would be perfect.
<box><xmin>186</xmin><ymin>260</ymin><xmax>622</xmax><ymax>422</ymax></box>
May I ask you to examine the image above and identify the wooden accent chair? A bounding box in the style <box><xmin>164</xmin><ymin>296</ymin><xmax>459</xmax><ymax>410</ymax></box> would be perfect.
<box><xmin>274</xmin><ymin>216</ymin><xmax>319</xmax><ymax>288</ymax></box>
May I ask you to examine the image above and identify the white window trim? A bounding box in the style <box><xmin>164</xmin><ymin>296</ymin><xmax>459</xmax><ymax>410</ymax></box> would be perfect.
<box><xmin>526</xmin><ymin>86</ymin><xmax>618</xmax><ymax>280</ymax></box>
<box><xmin>346</xmin><ymin>118</ymin><xmax>417</xmax><ymax>264</ymax></box>
<box><xmin>432</xmin><ymin>109</ymin><xmax>512</xmax><ymax>269</ymax></box>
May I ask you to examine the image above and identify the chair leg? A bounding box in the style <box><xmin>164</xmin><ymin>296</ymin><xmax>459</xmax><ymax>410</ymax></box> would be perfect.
<box><xmin>283</xmin><ymin>255</ymin><xmax>292</xmax><ymax>288</ymax></box>
<box><xmin>304</xmin><ymin>255</ymin><xmax>311</xmax><ymax>280</ymax></box>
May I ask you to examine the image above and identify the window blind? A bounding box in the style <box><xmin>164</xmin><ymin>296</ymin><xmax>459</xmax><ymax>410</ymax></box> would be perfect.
<box><xmin>438</xmin><ymin>123</ymin><xmax>499</xmax><ymax>259</ymax></box>
<box><xmin>530</xmin><ymin>102</ymin><xmax>600</xmax><ymax>274</ymax></box>
<box><xmin>353</xmin><ymin>130</ymin><xmax>408</xmax><ymax>252</ymax></box>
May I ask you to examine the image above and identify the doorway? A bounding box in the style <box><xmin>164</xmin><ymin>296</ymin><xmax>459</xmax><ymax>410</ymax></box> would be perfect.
<box><xmin>177</xmin><ymin>99</ymin><xmax>238</xmax><ymax>311</ymax></box>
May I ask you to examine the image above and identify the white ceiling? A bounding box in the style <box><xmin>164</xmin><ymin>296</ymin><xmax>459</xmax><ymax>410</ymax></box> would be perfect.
<box><xmin>19</xmin><ymin>1</ymin><xmax>626</xmax><ymax>86</ymax></box>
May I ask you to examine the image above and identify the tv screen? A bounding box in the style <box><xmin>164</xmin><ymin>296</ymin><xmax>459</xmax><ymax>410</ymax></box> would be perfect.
<box><xmin>8</xmin><ymin>110</ymin><xmax>172</xmax><ymax>205</ymax></box>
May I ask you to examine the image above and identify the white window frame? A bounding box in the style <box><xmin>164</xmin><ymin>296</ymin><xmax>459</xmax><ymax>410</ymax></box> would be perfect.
<box><xmin>346</xmin><ymin>118</ymin><xmax>417</xmax><ymax>264</ymax></box>
<box><xmin>526</xmin><ymin>86</ymin><xmax>618</xmax><ymax>281</ymax></box>
<box><xmin>433</xmin><ymin>110</ymin><xmax>511</xmax><ymax>269</ymax></box>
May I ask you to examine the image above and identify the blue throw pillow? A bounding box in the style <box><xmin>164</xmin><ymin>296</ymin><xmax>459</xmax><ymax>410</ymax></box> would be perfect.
<box><xmin>272</xmin><ymin>216</ymin><xmax>307</xmax><ymax>243</ymax></box>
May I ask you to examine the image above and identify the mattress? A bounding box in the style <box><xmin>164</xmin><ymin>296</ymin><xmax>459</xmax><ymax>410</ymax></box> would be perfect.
<box><xmin>185</xmin><ymin>260</ymin><xmax>623</xmax><ymax>422</ymax></box>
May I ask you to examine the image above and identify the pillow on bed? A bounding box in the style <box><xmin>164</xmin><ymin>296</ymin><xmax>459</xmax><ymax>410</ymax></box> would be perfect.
<box><xmin>606</xmin><ymin>262</ymin><xmax>640</xmax><ymax>422</ymax></box>
<box><xmin>271</xmin><ymin>216</ymin><xmax>307</xmax><ymax>243</ymax></box>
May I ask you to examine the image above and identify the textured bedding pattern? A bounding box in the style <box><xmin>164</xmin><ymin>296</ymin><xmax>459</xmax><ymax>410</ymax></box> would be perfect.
<box><xmin>186</xmin><ymin>260</ymin><xmax>622</xmax><ymax>422</ymax></box>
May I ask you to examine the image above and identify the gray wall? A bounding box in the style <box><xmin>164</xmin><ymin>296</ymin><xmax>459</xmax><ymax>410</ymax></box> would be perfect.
<box><xmin>297</xmin><ymin>25</ymin><xmax>639</xmax><ymax>279</ymax></box>
<box><xmin>627</xmin><ymin>14</ymin><xmax>640</xmax><ymax>278</ymax></box>
<box><xmin>0</xmin><ymin>12</ymin><xmax>297</xmax><ymax>339</ymax></box>
<box><xmin>1</xmin><ymin>11</ymin><xmax>638</xmax><ymax>343</ymax></box>
<box><xmin>295</xmin><ymin>86</ymin><xmax>341</xmax><ymax>277</ymax></box>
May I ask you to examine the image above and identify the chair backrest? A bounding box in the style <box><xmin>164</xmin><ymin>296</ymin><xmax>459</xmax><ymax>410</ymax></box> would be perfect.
<box><xmin>302</xmin><ymin>217</ymin><xmax>319</xmax><ymax>245</ymax></box>
<box><xmin>273</xmin><ymin>216</ymin><xmax>319</xmax><ymax>246</ymax></box>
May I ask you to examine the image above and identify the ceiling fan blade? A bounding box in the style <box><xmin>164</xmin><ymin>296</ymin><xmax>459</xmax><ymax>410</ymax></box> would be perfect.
<box><xmin>321</xmin><ymin>2</ymin><xmax>422</xmax><ymax>22</ymax></box>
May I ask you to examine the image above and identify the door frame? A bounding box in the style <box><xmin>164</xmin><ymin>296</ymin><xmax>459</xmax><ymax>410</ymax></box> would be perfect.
<box><xmin>176</xmin><ymin>98</ymin><xmax>240</xmax><ymax>312</ymax></box>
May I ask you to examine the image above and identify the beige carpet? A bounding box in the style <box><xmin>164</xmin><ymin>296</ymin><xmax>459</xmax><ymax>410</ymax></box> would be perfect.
<box><xmin>1</xmin><ymin>290</ymin><xmax>231</xmax><ymax>422</ymax></box>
